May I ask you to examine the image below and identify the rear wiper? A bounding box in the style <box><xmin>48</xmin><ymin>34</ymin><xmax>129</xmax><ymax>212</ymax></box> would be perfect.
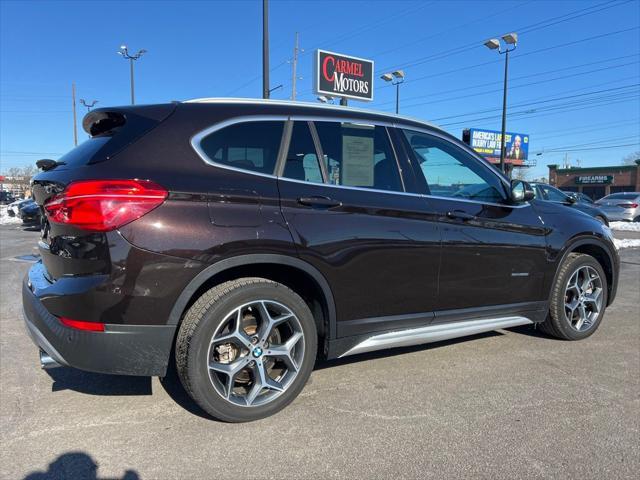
<box><xmin>36</xmin><ymin>158</ymin><xmax>66</xmax><ymax>171</ymax></box>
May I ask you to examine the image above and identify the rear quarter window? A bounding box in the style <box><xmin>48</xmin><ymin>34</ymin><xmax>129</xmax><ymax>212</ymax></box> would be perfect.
<box><xmin>196</xmin><ymin>121</ymin><xmax>285</xmax><ymax>175</ymax></box>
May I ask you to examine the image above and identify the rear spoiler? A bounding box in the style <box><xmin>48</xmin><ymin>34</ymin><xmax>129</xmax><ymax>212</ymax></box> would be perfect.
<box><xmin>82</xmin><ymin>103</ymin><xmax>178</xmax><ymax>137</ymax></box>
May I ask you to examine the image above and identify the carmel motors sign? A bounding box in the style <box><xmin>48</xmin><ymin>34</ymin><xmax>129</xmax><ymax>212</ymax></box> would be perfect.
<box><xmin>575</xmin><ymin>175</ymin><xmax>614</xmax><ymax>185</ymax></box>
<box><xmin>315</xmin><ymin>49</ymin><xmax>374</xmax><ymax>101</ymax></box>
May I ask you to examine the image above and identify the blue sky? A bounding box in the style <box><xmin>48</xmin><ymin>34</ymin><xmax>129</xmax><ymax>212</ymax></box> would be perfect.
<box><xmin>1</xmin><ymin>0</ymin><xmax>639</xmax><ymax>179</ymax></box>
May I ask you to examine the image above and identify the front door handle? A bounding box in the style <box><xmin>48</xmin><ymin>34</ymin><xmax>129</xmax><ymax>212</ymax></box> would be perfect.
<box><xmin>446</xmin><ymin>210</ymin><xmax>475</xmax><ymax>221</ymax></box>
<box><xmin>298</xmin><ymin>196</ymin><xmax>342</xmax><ymax>208</ymax></box>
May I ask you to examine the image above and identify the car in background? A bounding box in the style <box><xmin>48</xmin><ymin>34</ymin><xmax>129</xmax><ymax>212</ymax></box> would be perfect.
<box><xmin>563</xmin><ymin>191</ymin><xmax>595</xmax><ymax>204</ymax></box>
<box><xmin>0</xmin><ymin>191</ymin><xmax>15</xmax><ymax>205</ymax></box>
<box><xmin>530</xmin><ymin>182</ymin><xmax>609</xmax><ymax>225</ymax></box>
<box><xmin>19</xmin><ymin>201</ymin><xmax>41</xmax><ymax>225</ymax></box>
<box><xmin>595</xmin><ymin>192</ymin><xmax>640</xmax><ymax>222</ymax></box>
<box><xmin>7</xmin><ymin>198</ymin><xmax>31</xmax><ymax>217</ymax></box>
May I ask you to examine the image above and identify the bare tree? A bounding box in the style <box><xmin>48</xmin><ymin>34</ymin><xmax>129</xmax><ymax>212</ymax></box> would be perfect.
<box><xmin>512</xmin><ymin>167</ymin><xmax>531</xmax><ymax>181</ymax></box>
<box><xmin>622</xmin><ymin>150</ymin><xmax>640</xmax><ymax>165</ymax></box>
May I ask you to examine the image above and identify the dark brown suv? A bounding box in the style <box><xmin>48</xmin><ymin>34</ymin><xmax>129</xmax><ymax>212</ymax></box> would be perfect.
<box><xmin>24</xmin><ymin>99</ymin><xmax>619</xmax><ymax>422</ymax></box>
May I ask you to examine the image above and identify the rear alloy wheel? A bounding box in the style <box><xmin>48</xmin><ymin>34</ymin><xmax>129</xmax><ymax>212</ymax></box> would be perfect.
<box><xmin>540</xmin><ymin>253</ymin><xmax>608</xmax><ymax>340</ymax></box>
<box><xmin>176</xmin><ymin>278</ymin><xmax>317</xmax><ymax>422</ymax></box>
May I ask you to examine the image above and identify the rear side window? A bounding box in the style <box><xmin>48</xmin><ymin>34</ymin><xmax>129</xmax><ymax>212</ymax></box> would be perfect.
<box><xmin>313</xmin><ymin>121</ymin><xmax>403</xmax><ymax>192</ymax></box>
<box><xmin>198</xmin><ymin>121</ymin><xmax>284</xmax><ymax>174</ymax></box>
<box><xmin>402</xmin><ymin>130</ymin><xmax>506</xmax><ymax>203</ymax></box>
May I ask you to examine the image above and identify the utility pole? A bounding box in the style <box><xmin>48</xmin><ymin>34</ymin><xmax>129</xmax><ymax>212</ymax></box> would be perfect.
<box><xmin>262</xmin><ymin>0</ymin><xmax>270</xmax><ymax>99</ymax></box>
<box><xmin>71</xmin><ymin>83</ymin><xmax>78</xmax><ymax>146</ymax></box>
<box><xmin>291</xmin><ymin>32</ymin><xmax>300</xmax><ymax>100</ymax></box>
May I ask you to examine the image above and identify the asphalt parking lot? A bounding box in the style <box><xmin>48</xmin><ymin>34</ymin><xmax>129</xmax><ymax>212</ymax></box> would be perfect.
<box><xmin>1</xmin><ymin>224</ymin><xmax>638</xmax><ymax>480</ymax></box>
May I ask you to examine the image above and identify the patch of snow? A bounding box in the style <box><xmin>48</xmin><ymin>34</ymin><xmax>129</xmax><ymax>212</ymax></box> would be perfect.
<box><xmin>613</xmin><ymin>238</ymin><xmax>640</xmax><ymax>250</ymax></box>
<box><xmin>0</xmin><ymin>206</ymin><xmax>22</xmax><ymax>225</ymax></box>
<box><xmin>610</xmin><ymin>221</ymin><xmax>640</xmax><ymax>232</ymax></box>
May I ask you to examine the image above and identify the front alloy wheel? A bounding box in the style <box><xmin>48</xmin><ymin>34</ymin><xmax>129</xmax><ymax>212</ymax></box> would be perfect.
<box><xmin>540</xmin><ymin>253</ymin><xmax>608</xmax><ymax>340</ymax></box>
<box><xmin>563</xmin><ymin>266</ymin><xmax>603</xmax><ymax>332</ymax></box>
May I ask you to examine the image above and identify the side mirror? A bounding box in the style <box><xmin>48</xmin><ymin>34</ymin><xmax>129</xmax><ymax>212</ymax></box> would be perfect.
<box><xmin>565</xmin><ymin>194</ymin><xmax>577</xmax><ymax>204</ymax></box>
<box><xmin>510</xmin><ymin>180</ymin><xmax>535</xmax><ymax>203</ymax></box>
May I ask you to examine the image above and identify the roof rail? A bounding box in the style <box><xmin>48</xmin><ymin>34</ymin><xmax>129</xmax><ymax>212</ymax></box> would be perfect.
<box><xmin>182</xmin><ymin>97</ymin><xmax>440</xmax><ymax>130</ymax></box>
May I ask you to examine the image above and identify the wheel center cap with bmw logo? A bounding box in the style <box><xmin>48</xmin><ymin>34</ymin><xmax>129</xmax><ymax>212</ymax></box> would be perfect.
<box><xmin>252</xmin><ymin>346</ymin><xmax>263</xmax><ymax>358</ymax></box>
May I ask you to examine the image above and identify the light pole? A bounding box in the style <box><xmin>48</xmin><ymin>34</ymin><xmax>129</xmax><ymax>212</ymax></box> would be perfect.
<box><xmin>117</xmin><ymin>45</ymin><xmax>147</xmax><ymax>105</ymax></box>
<box><xmin>79</xmin><ymin>99</ymin><xmax>98</xmax><ymax>113</ymax></box>
<box><xmin>380</xmin><ymin>70</ymin><xmax>405</xmax><ymax>114</ymax></box>
<box><xmin>484</xmin><ymin>33</ymin><xmax>517</xmax><ymax>175</ymax></box>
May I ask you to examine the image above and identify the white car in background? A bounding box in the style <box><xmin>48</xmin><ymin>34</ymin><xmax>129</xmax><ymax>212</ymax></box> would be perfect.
<box><xmin>596</xmin><ymin>192</ymin><xmax>640</xmax><ymax>222</ymax></box>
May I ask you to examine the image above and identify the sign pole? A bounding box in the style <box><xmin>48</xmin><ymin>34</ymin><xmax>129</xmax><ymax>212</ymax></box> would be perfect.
<box><xmin>262</xmin><ymin>0</ymin><xmax>270</xmax><ymax>99</ymax></box>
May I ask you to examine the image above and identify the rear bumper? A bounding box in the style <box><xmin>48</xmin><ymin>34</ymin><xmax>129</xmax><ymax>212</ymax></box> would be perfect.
<box><xmin>22</xmin><ymin>266</ymin><xmax>176</xmax><ymax>376</ymax></box>
<box><xmin>600</xmin><ymin>210</ymin><xmax>636</xmax><ymax>221</ymax></box>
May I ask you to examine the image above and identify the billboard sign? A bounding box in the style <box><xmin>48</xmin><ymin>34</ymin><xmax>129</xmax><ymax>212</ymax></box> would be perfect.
<box><xmin>575</xmin><ymin>175</ymin><xmax>613</xmax><ymax>185</ymax></box>
<box><xmin>464</xmin><ymin>128</ymin><xmax>530</xmax><ymax>165</ymax></box>
<box><xmin>315</xmin><ymin>49</ymin><xmax>374</xmax><ymax>102</ymax></box>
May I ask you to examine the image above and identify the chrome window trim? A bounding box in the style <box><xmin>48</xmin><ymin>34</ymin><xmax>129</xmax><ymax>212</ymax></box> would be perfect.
<box><xmin>190</xmin><ymin>114</ymin><xmax>529</xmax><ymax>208</ymax></box>
<box><xmin>422</xmin><ymin>193</ymin><xmax>530</xmax><ymax>209</ymax></box>
<box><xmin>278</xmin><ymin>175</ymin><xmax>425</xmax><ymax>198</ymax></box>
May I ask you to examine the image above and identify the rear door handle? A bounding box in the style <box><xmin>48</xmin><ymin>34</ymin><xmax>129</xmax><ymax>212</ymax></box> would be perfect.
<box><xmin>446</xmin><ymin>210</ymin><xmax>475</xmax><ymax>221</ymax></box>
<box><xmin>298</xmin><ymin>196</ymin><xmax>342</xmax><ymax>208</ymax></box>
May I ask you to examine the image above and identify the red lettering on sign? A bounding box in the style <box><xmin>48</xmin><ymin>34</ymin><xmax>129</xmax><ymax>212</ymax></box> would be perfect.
<box><xmin>322</xmin><ymin>55</ymin><xmax>335</xmax><ymax>82</ymax></box>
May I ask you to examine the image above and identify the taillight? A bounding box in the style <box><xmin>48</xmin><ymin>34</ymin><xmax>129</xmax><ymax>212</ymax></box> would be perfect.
<box><xmin>618</xmin><ymin>203</ymin><xmax>638</xmax><ymax>209</ymax></box>
<box><xmin>59</xmin><ymin>317</ymin><xmax>105</xmax><ymax>332</ymax></box>
<box><xmin>44</xmin><ymin>179</ymin><xmax>167</xmax><ymax>232</ymax></box>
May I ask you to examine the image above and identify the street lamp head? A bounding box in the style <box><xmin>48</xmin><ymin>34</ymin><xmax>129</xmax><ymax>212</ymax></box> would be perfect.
<box><xmin>392</xmin><ymin>70</ymin><xmax>405</xmax><ymax>79</ymax></box>
<box><xmin>120</xmin><ymin>44</ymin><xmax>127</xmax><ymax>50</ymax></box>
<box><xmin>484</xmin><ymin>38</ymin><xmax>500</xmax><ymax>50</ymax></box>
<box><xmin>380</xmin><ymin>73</ymin><xmax>394</xmax><ymax>82</ymax></box>
<box><xmin>138</xmin><ymin>49</ymin><xmax>147</xmax><ymax>55</ymax></box>
<box><xmin>502</xmin><ymin>33</ymin><xmax>518</xmax><ymax>45</ymax></box>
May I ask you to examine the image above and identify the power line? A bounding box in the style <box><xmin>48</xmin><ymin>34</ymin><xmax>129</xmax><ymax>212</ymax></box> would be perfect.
<box><xmin>296</xmin><ymin>25</ymin><xmax>640</xmax><ymax>100</ymax></box>
<box><xmin>440</xmin><ymin>94</ymin><xmax>640</xmax><ymax>127</ymax></box>
<box><xmin>369</xmin><ymin>0</ymin><xmax>534</xmax><ymax>60</ymax></box>
<box><xmin>538</xmin><ymin>134</ymin><xmax>640</xmax><ymax>151</ymax></box>
<box><xmin>377</xmin><ymin>0</ymin><xmax>632</xmax><ymax>73</ymax></box>
<box><xmin>532</xmin><ymin>118</ymin><xmax>640</xmax><ymax>139</ymax></box>
<box><xmin>429</xmin><ymin>83</ymin><xmax>639</xmax><ymax>122</ymax></box>
<box><xmin>539</xmin><ymin>142</ymin><xmax>640</xmax><ymax>153</ymax></box>
<box><xmin>376</xmin><ymin>53</ymin><xmax>639</xmax><ymax>108</ymax></box>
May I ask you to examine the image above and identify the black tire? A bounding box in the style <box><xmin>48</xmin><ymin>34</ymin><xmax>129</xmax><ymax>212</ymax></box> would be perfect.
<box><xmin>175</xmin><ymin>277</ymin><xmax>317</xmax><ymax>422</ymax></box>
<box><xmin>539</xmin><ymin>253</ymin><xmax>608</xmax><ymax>340</ymax></box>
